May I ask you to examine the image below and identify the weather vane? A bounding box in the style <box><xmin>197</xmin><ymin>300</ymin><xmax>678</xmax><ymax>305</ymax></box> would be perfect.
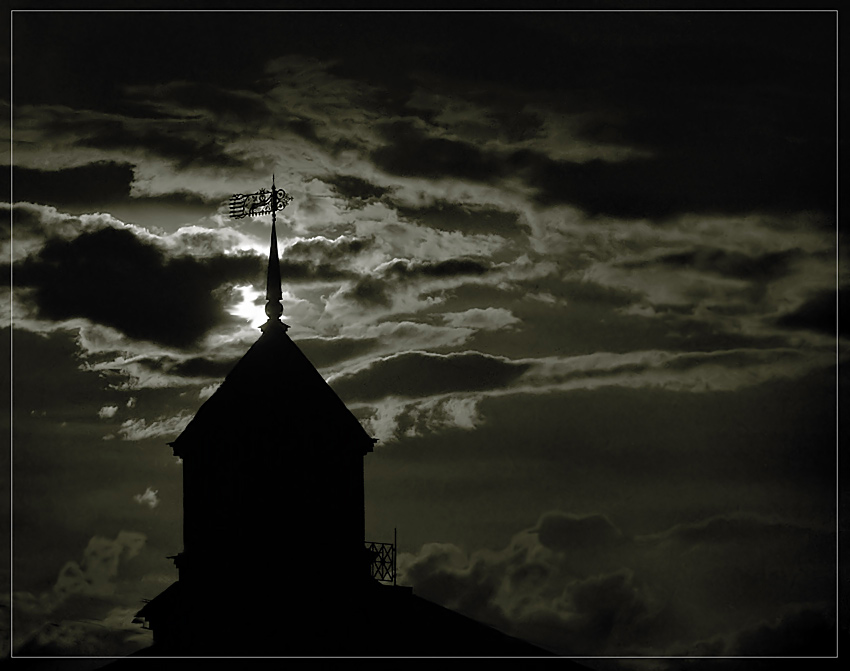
<box><xmin>229</xmin><ymin>176</ymin><xmax>294</xmax><ymax>329</ymax></box>
<box><xmin>228</xmin><ymin>177</ymin><xmax>293</xmax><ymax>221</ymax></box>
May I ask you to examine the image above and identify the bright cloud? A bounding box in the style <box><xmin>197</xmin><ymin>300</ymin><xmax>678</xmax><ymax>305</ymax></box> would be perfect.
<box><xmin>133</xmin><ymin>487</ymin><xmax>160</xmax><ymax>509</ymax></box>
<box><xmin>118</xmin><ymin>412</ymin><xmax>193</xmax><ymax>441</ymax></box>
<box><xmin>440</xmin><ymin>307</ymin><xmax>520</xmax><ymax>330</ymax></box>
<box><xmin>361</xmin><ymin>394</ymin><xmax>483</xmax><ymax>444</ymax></box>
<box><xmin>198</xmin><ymin>383</ymin><xmax>219</xmax><ymax>400</ymax></box>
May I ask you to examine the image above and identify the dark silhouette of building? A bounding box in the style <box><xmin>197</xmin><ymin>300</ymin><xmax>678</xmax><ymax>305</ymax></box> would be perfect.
<box><xmin>135</xmin><ymin>213</ymin><xmax>557</xmax><ymax>657</ymax></box>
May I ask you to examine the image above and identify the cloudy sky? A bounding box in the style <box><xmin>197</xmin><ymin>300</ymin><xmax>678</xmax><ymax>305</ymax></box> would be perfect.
<box><xmin>3</xmin><ymin>9</ymin><xmax>841</xmax><ymax>661</ymax></box>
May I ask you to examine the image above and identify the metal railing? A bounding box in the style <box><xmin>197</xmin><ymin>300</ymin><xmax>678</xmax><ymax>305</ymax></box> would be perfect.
<box><xmin>365</xmin><ymin>528</ymin><xmax>397</xmax><ymax>585</ymax></box>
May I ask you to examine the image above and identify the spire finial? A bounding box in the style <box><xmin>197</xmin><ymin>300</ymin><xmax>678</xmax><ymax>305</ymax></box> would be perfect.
<box><xmin>264</xmin><ymin>175</ymin><xmax>288</xmax><ymax>330</ymax></box>
<box><xmin>228</xmin><ymin>176</ymin><xmax>293</xmax><ymax>331</ymax></box>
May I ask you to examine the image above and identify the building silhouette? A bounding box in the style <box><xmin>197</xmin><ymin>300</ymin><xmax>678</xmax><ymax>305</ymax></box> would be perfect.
<box><xmin>135</xmin><ymin>211</ymin><xmax>557</xmax><ymax>657</ymax></box>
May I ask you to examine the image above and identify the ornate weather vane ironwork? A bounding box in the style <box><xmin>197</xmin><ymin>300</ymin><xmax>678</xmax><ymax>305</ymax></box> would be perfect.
<box><xmin>228</xmin><ymin>184</ymin><xmax>293</xmax><ymax>219</ymax></box>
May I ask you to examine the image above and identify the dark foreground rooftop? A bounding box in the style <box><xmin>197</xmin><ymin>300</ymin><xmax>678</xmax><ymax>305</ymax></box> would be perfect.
<box><xmin>128</xmin><ymin>581</ymin><xmax>571</xmax><ymax>659</ymax></box>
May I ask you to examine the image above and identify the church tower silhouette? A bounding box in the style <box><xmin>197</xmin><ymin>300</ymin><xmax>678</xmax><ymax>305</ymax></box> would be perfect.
<box><xmin>134</xmin><ymin>185</ymin><xmax>555</xmax><ymax>657</ymax></box>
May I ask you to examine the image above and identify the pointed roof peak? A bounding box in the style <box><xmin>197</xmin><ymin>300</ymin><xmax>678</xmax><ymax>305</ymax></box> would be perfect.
<box><xmin>170</xmin><ymin>322</ymin><xmax>375</xmax><ymax>457</ymax></box>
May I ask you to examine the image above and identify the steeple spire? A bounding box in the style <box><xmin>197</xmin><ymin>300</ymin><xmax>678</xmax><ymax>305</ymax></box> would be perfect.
<box><xmin>264</xmin><ymin>175</ymin><xmax>288</xmax><ymax>331</ymax></box>
<box><xmin>227</xmin><ymin>175</ymin><xmax>292</xmax><ymax>331</ymax></box>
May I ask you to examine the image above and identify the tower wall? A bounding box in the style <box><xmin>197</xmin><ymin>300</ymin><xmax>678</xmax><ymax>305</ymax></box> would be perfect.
<box><xmin>179</xmin><ymin>428</ymin><xmax>368</xmax><ymax>602</ymax></box>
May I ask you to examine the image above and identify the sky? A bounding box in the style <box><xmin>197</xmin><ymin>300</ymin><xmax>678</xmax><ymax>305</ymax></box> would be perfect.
<box><xmin>2</xmin><ymin>8</ymin><xmax>841</xmax><ymax>662</ymax></box>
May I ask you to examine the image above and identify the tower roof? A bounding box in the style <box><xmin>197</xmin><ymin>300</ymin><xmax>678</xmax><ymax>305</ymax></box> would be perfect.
<box><xmin>171</xmin><ymin>181</ymin><xmax>373</xmax><ymax>457</ymax></box>
<box><xmin>170</xmin><ymin>320</ymin><xmax>375</xmax><ymax>457</ymax></box>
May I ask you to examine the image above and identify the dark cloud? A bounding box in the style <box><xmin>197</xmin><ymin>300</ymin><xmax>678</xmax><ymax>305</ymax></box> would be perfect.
<box><xmin>776</xmin><ymin>289</ymin><xmax>839</xmax><ymax>336</ymax></box>
<box><xmin>370</xmin><ymin>369</ymin><xmax>835</xmax><ymax>552</ymax></box>
<box><xmin>345</xmin><ymin>276</ymin><xmax>391</xmax><ymax>307</ymax></box>
<box><xmin>7</xmin><ymin>165</ymin><xmax>218</xmax><ymax>233</ymax></box>
<box><xmin>285</xmin><ymin>116</ymin><xmax>325</xmax><ymax>147</ymax></box>
<box><xmin>515</xmin><ymin>349</ymin><xmax>816</xmax><ymax>394</ymax></box>
<box><xmin>374</xmin><ymin>118</ymin><xmax>831</xmax><ymax>221</ymax></box>
<box><xmin>12</xmin><ymin>226</ymin><xmax>263</xmax><ymax>348</ymax></box>
<box><xmin>13</xmin><ymin>13</ymin><xmax>279</xmax><ymax>111</ymax></box>
<box><xmin>508</xmin><ymin>148</ymin><xmax>834</xmax><ymax>219</ymax></box>
<box><xmin>325</xmin><ymin>175</ymin><xmax>391</xmax><ymax>204</ymax></box>
<box><xmin>324</xmin><ymin>14</ymin><xmax>575</xmax><ymax>100</ymax></box>
<box><xmin>9</xmin><ymin>162</ymin><xmax>135</xmax><ymax>208</ymax></box>
<box><xmin>398</xmin><ymin>544</ymin><xmax>507</xmax><ymax>636</ymax></box>
<box><xmin>655</xmin><ymin>514</ymin><xmax>834</xmax><ymax>549</ymax></box>
<box><xmin>296</xmin><ymin>335</ymin><xmax>381</xmax><ymax>370</ymax></box>
<box><xmin>136</xmin><ymin>190</ymin><xmax>221</xmax><ymax>208</ymax></box>
<box><xmin>622</xmin><ymin>247</ymin><xmax>803</xmax><ymax>282</ymax></box>
<box><xmin>534</xmin><ymin>512</ymin><xmax>624</xmax><ymax>553</ymax></box>
<box><xmin>12</xmin><ymin>530</ymin><xmax>152</xmax><ymax>657</ymax></box>
<box><xmin>434</xmin><ymin>274</ymin><xmax>800</xmax><ymax>364</ymax></box>
<box><xmin>78</xmin><ymin>124</ymin><xmax>246</xmax><ymax>170</ymax></box>
<box><xmin>131</xmin><ymin>81</ymin><xmax>270</xmax><ymax>123</ymax></box>
<box><xmin>168</xmin><ymin>355</ymin><xmax>239</xmax><ymax>378</ymax></box>
<box><xmin>363</xmin><ymin>13</ymin><xmax>833</xmax><ymax>221</ymax></box>
<box><xmin>596</xmin><ymin>35</ymin><xmax>835</xmax><ymax>208</ymax></box>
<box><xmin>15</xmin><ymin>13</ymin><xmax>833</xmax><ymax>137</ymax></box>
<box><xmin>506</xmin><ymin>151</ymin><xmax>660</xmax><ymax>217</ymax></box>
<box><xmin>284</xmin><ymin>235</ymin><xmax>374</xmax><ymax>262</ymax></box>
<box><xmin>398</xmin><ymin>509</ymin><xmax>835</xmax><ymax>657</ymax></box>
<box><xmin>382</xmin><ymin>257</ymin><xmax>490</xmax><ymax>279</ymax></box>
<box><xmin>520</xmin><ymin>15</ymin><xmax>834</xmax><ymax>219</ymax></box>
<box><xmin>15</xmin><ymin>617</ymin><xmax>148</xmax><ymax>657</ymax></box>
<box><xmin>661</xmin><ymin>348</ymin><xmax>809</xmax><ymax>373</ymax></box>
<box><xmin>394</xmin><ymin>200</ymin><xmax>527</xmax><ymax>237</ymax></box>
<box><xmin>2</xmin><ymin>13</ymin><xmax>609</xmax><ymax>115</ymax></box>
<box><xmin>342</xmin><ymin>258</ymin><xmax>490</xmax><ymax>308</ymax></box>
<box><xmin>560</xmin><ymin>279</ymin><xmax>641</xmax><ymax>307</ymax></box>
<box><xmin>9</xmin><ymin>327</ymin><xmax>109</xmax><ymax>419</ymax></box>
<box><xmin>279</xmin><ymin>259</ymin><xmax>355</xmax><ymax>283</ymax></box>
<box><xmin>486</xmin><ymin>107</ymin><xmax>545</xmax><ymax>144</ymax></box>
<box><xmin>21</xmin><ymin>105</ymin><xmax>244</xmax><ymax>172</ymax></box>
<box><xmin>560</xmin><ymin>569</ymin><xmax>662</xmax><ymax>655</ymax></box>
<box><xmin>728</xmin><ymin>606</ymin><xmax>836</xmax><ymax>656</ymax></box>
<box><xmin>372</xmin><ymin>120</ymin><xmax>502</xmax><ymax>182</ymax></box>
<box><xmin>100</xmin><ymin>353</ymin><xmax>241</xmax><ymax>382</ymax></box>
<box><xmin>330</xmin><ymin>351</ymin><xmax>530</xmax><ymax>403</ymax></box>
<box><xmin>14</xmin><ymin>13</ymin><xmax>833</xmax><ymax>223</ymax></box>
<box><xmin>1</xmin><ymin>203</ymin><xmax>52</xmax><ymax>241</ymax></box>
<box><xmin>653</xmin><ymin>313</ymin><xmax>803</xmax><ymax>354</ymax></box>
